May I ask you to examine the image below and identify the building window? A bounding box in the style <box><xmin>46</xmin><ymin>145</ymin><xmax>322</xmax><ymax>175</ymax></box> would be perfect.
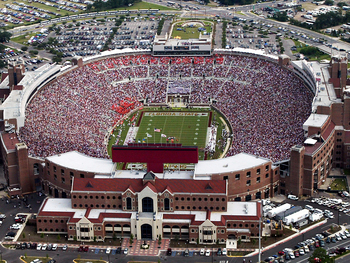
<box><xmin>70</xmin><ymin>172</ymin><xmax>74</xmax><ymax>177</ymax></box>
<box><xmin>246</xmin><ymin>171</ymin><xmax>251</xmax><ymax>178</ymax></box>
<box><xmin>61</xmin><ymin>177</ymin><xmax>65</xmax><ymax>184</ymax></box>
<box><xmin>257</xmin><ymin>168</ymin><xmax>260</xmax><ymax>175</ymax></box>
<box><xmin>246</xmin><ymin>180</ymin><xmax>251</xmax><ymax>186</ymax></box>
<box><xmin>223</xmin><ymin>176</ymin><xmax>228</xmax><ymax>180</ymax></box>
<box><xmin>54</xmin><ymin>174</ymin><xmax>57</xmax><ymax>181</ymax></box>
<box><xmin>61</xmin><ymin>169</ymin><xmax>64</xmax><ymax>176</ymax></box>
<box><xmin>53</xmin><ymin>166</ymin><xmax>56</xmax><ymax>172</ymax></box>
<box><xmin>266</xmin><ymin>165</ymin><xmax>269</xmax><ymax>171</ymax></box>
<box><xmin>235</xmin><ymin>174</ymin><xmax>240</xmax><ymax>180</ymax></box>
<box><xmin>126</xmin><ymin>197</ymin><xmax>132</xmax><ymax>210</ymax></box>
<box><xmin>256</xmin><ymin>177</ymin><xmax>260</xmax><ymax>183</ymax></box>
<box><xmin>80</xmin><ymin>174</ymin><xmax>84</xmax><ymax>178</ymax></box>
<box><xmin>164</xmin><ymin>198</ymin><xmax>170</xmax><ymax>211</ymax></box>
<box><xmin>265</xmin><ymin>173</ymin><xmax>269</xmax><ymax>178</ymax></box>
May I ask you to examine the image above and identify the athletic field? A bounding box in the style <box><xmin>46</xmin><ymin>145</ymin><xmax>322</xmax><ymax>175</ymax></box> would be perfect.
<box><xmin>136</xmin><ymin>111</ymin><xmax>210</xmax><ymax>158</ymax></box>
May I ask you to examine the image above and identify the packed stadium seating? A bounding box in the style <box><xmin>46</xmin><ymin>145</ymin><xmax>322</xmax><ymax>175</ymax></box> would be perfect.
<box><xmin>19</xmin><ymin>54</ymin><xmax>312</xmax><ymax>162</ymax></box>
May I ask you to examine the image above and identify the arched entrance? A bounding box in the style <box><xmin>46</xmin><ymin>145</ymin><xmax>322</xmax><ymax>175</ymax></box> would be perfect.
<box><xmin>141</xmin><ymin>224</ymin><xmax>152</xmax><ymax>239</ymax></box>
<box><xmin>142</xmin><ymin>197</ymin><xmax>154</xmax><ymax>212</ymax></box>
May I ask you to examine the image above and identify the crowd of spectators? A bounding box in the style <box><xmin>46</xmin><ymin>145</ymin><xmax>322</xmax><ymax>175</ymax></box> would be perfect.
<box><xmin>20</xmin><ymin>54</ymin><xmax>313</xmax><ymax>162</ymax></box>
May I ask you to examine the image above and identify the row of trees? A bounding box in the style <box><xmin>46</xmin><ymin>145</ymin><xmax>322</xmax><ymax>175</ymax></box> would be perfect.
<box><xmin>87</xmin><ymin>0</ymin><xmax>138</xmax><ymax>12</ymax></box>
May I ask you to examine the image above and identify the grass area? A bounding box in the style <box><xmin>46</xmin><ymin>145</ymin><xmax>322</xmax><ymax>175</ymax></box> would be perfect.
<box><xmin>11</xmin><ymin>32</ymin><xmax>38</xmax><ymax>45</ymax></box>
<box><xmin>107</xmin><ymin>107</ymin><xmax>227</xmax><ymax>160</ymax></box>
<box><xmin>328</xmin><ymin>224</ymin><xmax>341</xmax><ymax>234</ymax></box>
<box><xmin>236</xmin><ymin>11</ymin><xmax>246</xmax><ymax>16</ymax></box>
<box><xmin>330</xmin><ymin>178</ymin><xmax>347</xmax><ymax>191</ymax></box>
<box><xmin>291</xmin><ymin>39</ymin><xmax>331</xmax><ymax>61</ymax></box>
<box><xmin>115</xmin><ymin>1</ymin><xmax>177</xmax><ymax>11</ymax></box>
<box><xmin>21</xmin><ymin>256</ymin><xmax>53</xmax><ymax>263</ymax></box>
<box><xmin>172</xmin><ymin>23</ymin><xmax>212</xmax><ymax>39</ymax></box>
<box><xmin>227</xmin><ymin>251</ymin><xmax>252</xmax><ymax>256</ymax></box>
<box><xmin>344</xmin><ymin>169</ymin><xmax>350</xmax><ymax>175</ymax></box>
<box><xmin>136</xmin><ymin>111</ymin><xmax>209</xmax><ymax>157</ymax></box>
<box><xmin>170</xmin><ymin>240</ymin><xmax>225</xmax><ymax>248</ymax></box>
<box><xmin>302</xmin><ymin>2</ymin><xmax>317</xmax><ymax>11</ymax></box>
<box><xmin>18</xmin><ymin>225</ymin><xmax>123</xmax><ymax>246</ymax></box>
<box><xmin>75</xmin><ymin>260</ymin><xmax>107</xmax><ymax>263</ymax></box>
<box><xmin>238</xmin><ymin>228</ymin><xmax>296</xmax><ymax>249</ymax></box>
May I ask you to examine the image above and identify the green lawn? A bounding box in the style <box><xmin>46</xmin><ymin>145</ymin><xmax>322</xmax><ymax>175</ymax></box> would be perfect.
<box><xmin>136</xmin><ymin>111</ymin><xmax>209</xmax><ymax>153</ymax></box>
<box><xmin>75</xmin><ymin>260</ymin><xmax>106</xmax><ymax>263</ymax></box>
<box><xmin>330</xmin><ymin>178</ymin><xmax>347</xmax><ymax>191</ymax></box>
<box><xmin>115</xmin><ymin>1</ymin><xmax>177</xmax><ymax>11</ymax></box>
<box><xmin>172</xmin><ymin>24</ymin><xmax>212</xmax><ymax>39</ymax></box>
<box><xmin>11</xmin><ymin>32</ymin><xmax>38</xmax><ymax>45</ymax></box>
<box><xmin>292</xmin><ymin>39</ymin><xmax>331</xmax><ymax>61</ymax></box>
<box><xmin>21</xmin><ymin>256</ymin><xmax>53</xmax><ymax>263</ymax></box>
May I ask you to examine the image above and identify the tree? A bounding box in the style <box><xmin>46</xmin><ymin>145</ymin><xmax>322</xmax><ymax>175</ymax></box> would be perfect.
<box><xmin>0</xmin><ymin>60</ymin><xmax>6</xmax><ymax>69</ymax></box>
<box><xmin>40</xmin><ymin>233</ymin><xmax>44</xmax><ymax>239</ymax></box>
<box><xmin>57</xmin><ymin>234</ymin><xmax>61</xmax><ymax>240</ymax></box>
<box><xmin>29</xmin><ymin>50</ymin><xmax>39</xmax><ymax>56</ymax></box>
<box><xmin>0</xmin><ymin>29</ymin><xmax>12</xmax><ymax>43</ymax></box>
<box><xmin>158</xmin><ymin>235</ymin><xmax>162</xmax><ymax>245</ymax></box>
<box><xmin>324</xmin><ymin>0</ymin><xmax>334</xmax><ymax>6</ymax></box>
<box><xmin>308</xmin><ymin>248</ymin><xmax>335</xmax><ymax>263</ymax></box>
<box><xmin>21</xmin><ymin>46</ymin><xmax>28</xmax><ymax>52</ymax></box>
<box><xmin>237</xmin><ymin>238</ymin><xmax>242</xmax><ymax>245</ymax></box>
<box><xmin>273</xmin><ymin>11</ymin><xmax>289</xmax><ymax>22</ymax></box>
<box><xmin>129</xmin><ymin>233</ymin><xmax>134</xmax><ymax>246</ymax></box>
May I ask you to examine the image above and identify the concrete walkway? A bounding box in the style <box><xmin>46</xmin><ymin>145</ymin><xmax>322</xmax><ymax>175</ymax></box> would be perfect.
<box><xmin>122</xmin><ymin>238</ymin><xmax>170</xmax><ymax>256</ymax></box>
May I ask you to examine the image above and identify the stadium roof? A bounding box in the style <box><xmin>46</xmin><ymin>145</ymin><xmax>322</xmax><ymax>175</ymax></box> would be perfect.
<box><xmin>46</xmin><ymin>151</ymin><xmax>114</xmax><ymax>174</ymax></box>
<box><xmin>194</xmin><ymin>153</ymin><xmax>270</xmax><ymax>176</ymax></box>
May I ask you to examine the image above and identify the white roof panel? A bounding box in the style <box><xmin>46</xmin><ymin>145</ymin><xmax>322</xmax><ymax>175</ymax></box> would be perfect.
<box><xmin>210</xmin><ymin>201</ymin><xmax>258</xmax><ymax>222</ymax></box>
<box><xmin>194</xmin><ymin>153</ymin><xmax>270</xmax><ymax>176</ymax></box>
<box><xmin>303</xmin><ymin>114</ymin><xmax>329</xmax><ymax>129</ymax></box>
<box><xmin>46</xmin><ymin>151</ymin><xmax>113</xmax><ymax>174</ymax></box>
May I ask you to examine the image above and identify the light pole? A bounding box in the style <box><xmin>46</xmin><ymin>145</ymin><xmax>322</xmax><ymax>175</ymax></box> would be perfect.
<box><xmin>46</xmin><ymin>235</ymin><xmax>48</xmax><ymax>244</ymax></box>
<box><xmin>258</xmin><ymin>201</ymin><xmax>262</xmax><ymax>263</ymax></box>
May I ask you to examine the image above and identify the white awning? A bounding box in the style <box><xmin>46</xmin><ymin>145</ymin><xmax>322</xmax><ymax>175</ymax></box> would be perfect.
<box><xmin>304</xmin><ymin>138</ymin><xmax>317</xmax><ymax>145</ymax></box>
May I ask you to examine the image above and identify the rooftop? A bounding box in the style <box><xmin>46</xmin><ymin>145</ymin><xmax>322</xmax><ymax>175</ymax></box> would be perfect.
<box><xmin>72</xmin><ymin>177</ymin><xmax>226</xmax><ymax>194</ymax></box>
<box><xmin>46</xmin><ymin>151</ymin><xmax>114</xmax><ymax>174</ymax></box>
<box><xmin>210</xmin><ymin>201</ymin><xmax>258</xmax><ymax>221</ymax></box>
<box><xmin>194</xmin><ymin>153</ymin><xmax>270</xmax><ymax>176</ymax></box>
<box><xmin>303</xmin><ymin>114</ymin><xmax>329</xmax><ymax>129</ymax></box>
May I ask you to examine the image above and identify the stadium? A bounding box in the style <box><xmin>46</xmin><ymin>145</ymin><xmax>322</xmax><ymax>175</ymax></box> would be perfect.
<box><xmin>0</xmin><ymin>46</ymin><xmax>346</xmax><ymax>243</ymax></box>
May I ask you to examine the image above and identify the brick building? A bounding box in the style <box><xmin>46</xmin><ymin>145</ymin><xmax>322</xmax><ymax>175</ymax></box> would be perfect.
<box><xmin>37</xmin><ymin>172</ymin><xmax>261</xmax><ymax>244</ymax></box>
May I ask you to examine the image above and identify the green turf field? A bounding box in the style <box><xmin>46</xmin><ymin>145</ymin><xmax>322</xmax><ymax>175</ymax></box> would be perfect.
<box><xmin>136</xmin><ymin>111</ymin><xmax>209</xmax><ymax>151</ymax></box>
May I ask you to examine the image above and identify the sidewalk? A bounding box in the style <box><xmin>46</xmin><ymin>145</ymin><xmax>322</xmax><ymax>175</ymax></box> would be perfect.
<box><xmin>122</xmin><ymin>238</ymin><xmax>170</xmax><ymax>256</ymax></box>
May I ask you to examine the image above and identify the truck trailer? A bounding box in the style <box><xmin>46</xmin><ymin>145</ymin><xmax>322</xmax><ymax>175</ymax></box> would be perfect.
<box><xmin>267</xmin><ymin>203</ymin><xmax>292</xmax><ymax>218</ymax></box>
<box><xmin>283</xmin><ymin>209</ymin><xmax>310</xmax><ymax>225</ymax></box>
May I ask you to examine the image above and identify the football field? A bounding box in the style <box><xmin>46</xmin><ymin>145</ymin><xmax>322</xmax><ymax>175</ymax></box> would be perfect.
<box><xmin>136</xmin><ymin>111</ymin><xmax>210</xmax><ymax>151</ymax></box>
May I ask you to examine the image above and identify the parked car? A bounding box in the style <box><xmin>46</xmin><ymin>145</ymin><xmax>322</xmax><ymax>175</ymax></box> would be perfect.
<box><xmin>36</xmin><ymin>244</ymin><xmax>42</xmax><ymax>250</ymax></box>
<box><xmin>62</xmin><ymin>245</ymin><xmax>67</xmax><ymax>251</ymax></box>
<box><xmin>167</xmin><ymin>248</ymin><xmax>172</xmax><ymax>256</ymax></box>
<box><xmin>217</xmin><ymin>248</ymin><xmax>222</xmax><ymax>256</ymax></box>
<box><xmin>222</xmin><ymin>248</ymin><xmax>227</xmax><ymax>255</ymax></box>
<box><xmin>205</xmin><ymin>249</ymin><xmax>210</xmax><ymax>256</ymax></box>
<box><xmin>41</xmin><ymin>244</ymin><xmax>47</xmax><ymax>250</ymax></box>
<box><xmin>124</xmin><ymin>248</ymin><xmax>128</xmax><ymax>255</ymax></box>
<box><xmin>106</xmin><ymin>248</ymin><xmax>111</xmax><ymax>254</ymax></box>
<box><xmin>288</xmin><ymin>195</ymin><xmax>298</xmax><ymax>200</ymax></box>
<box><xmin>184</xmin><ymin>249</ymin><xmax>189</xmax><ymax>257</ymax></box>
